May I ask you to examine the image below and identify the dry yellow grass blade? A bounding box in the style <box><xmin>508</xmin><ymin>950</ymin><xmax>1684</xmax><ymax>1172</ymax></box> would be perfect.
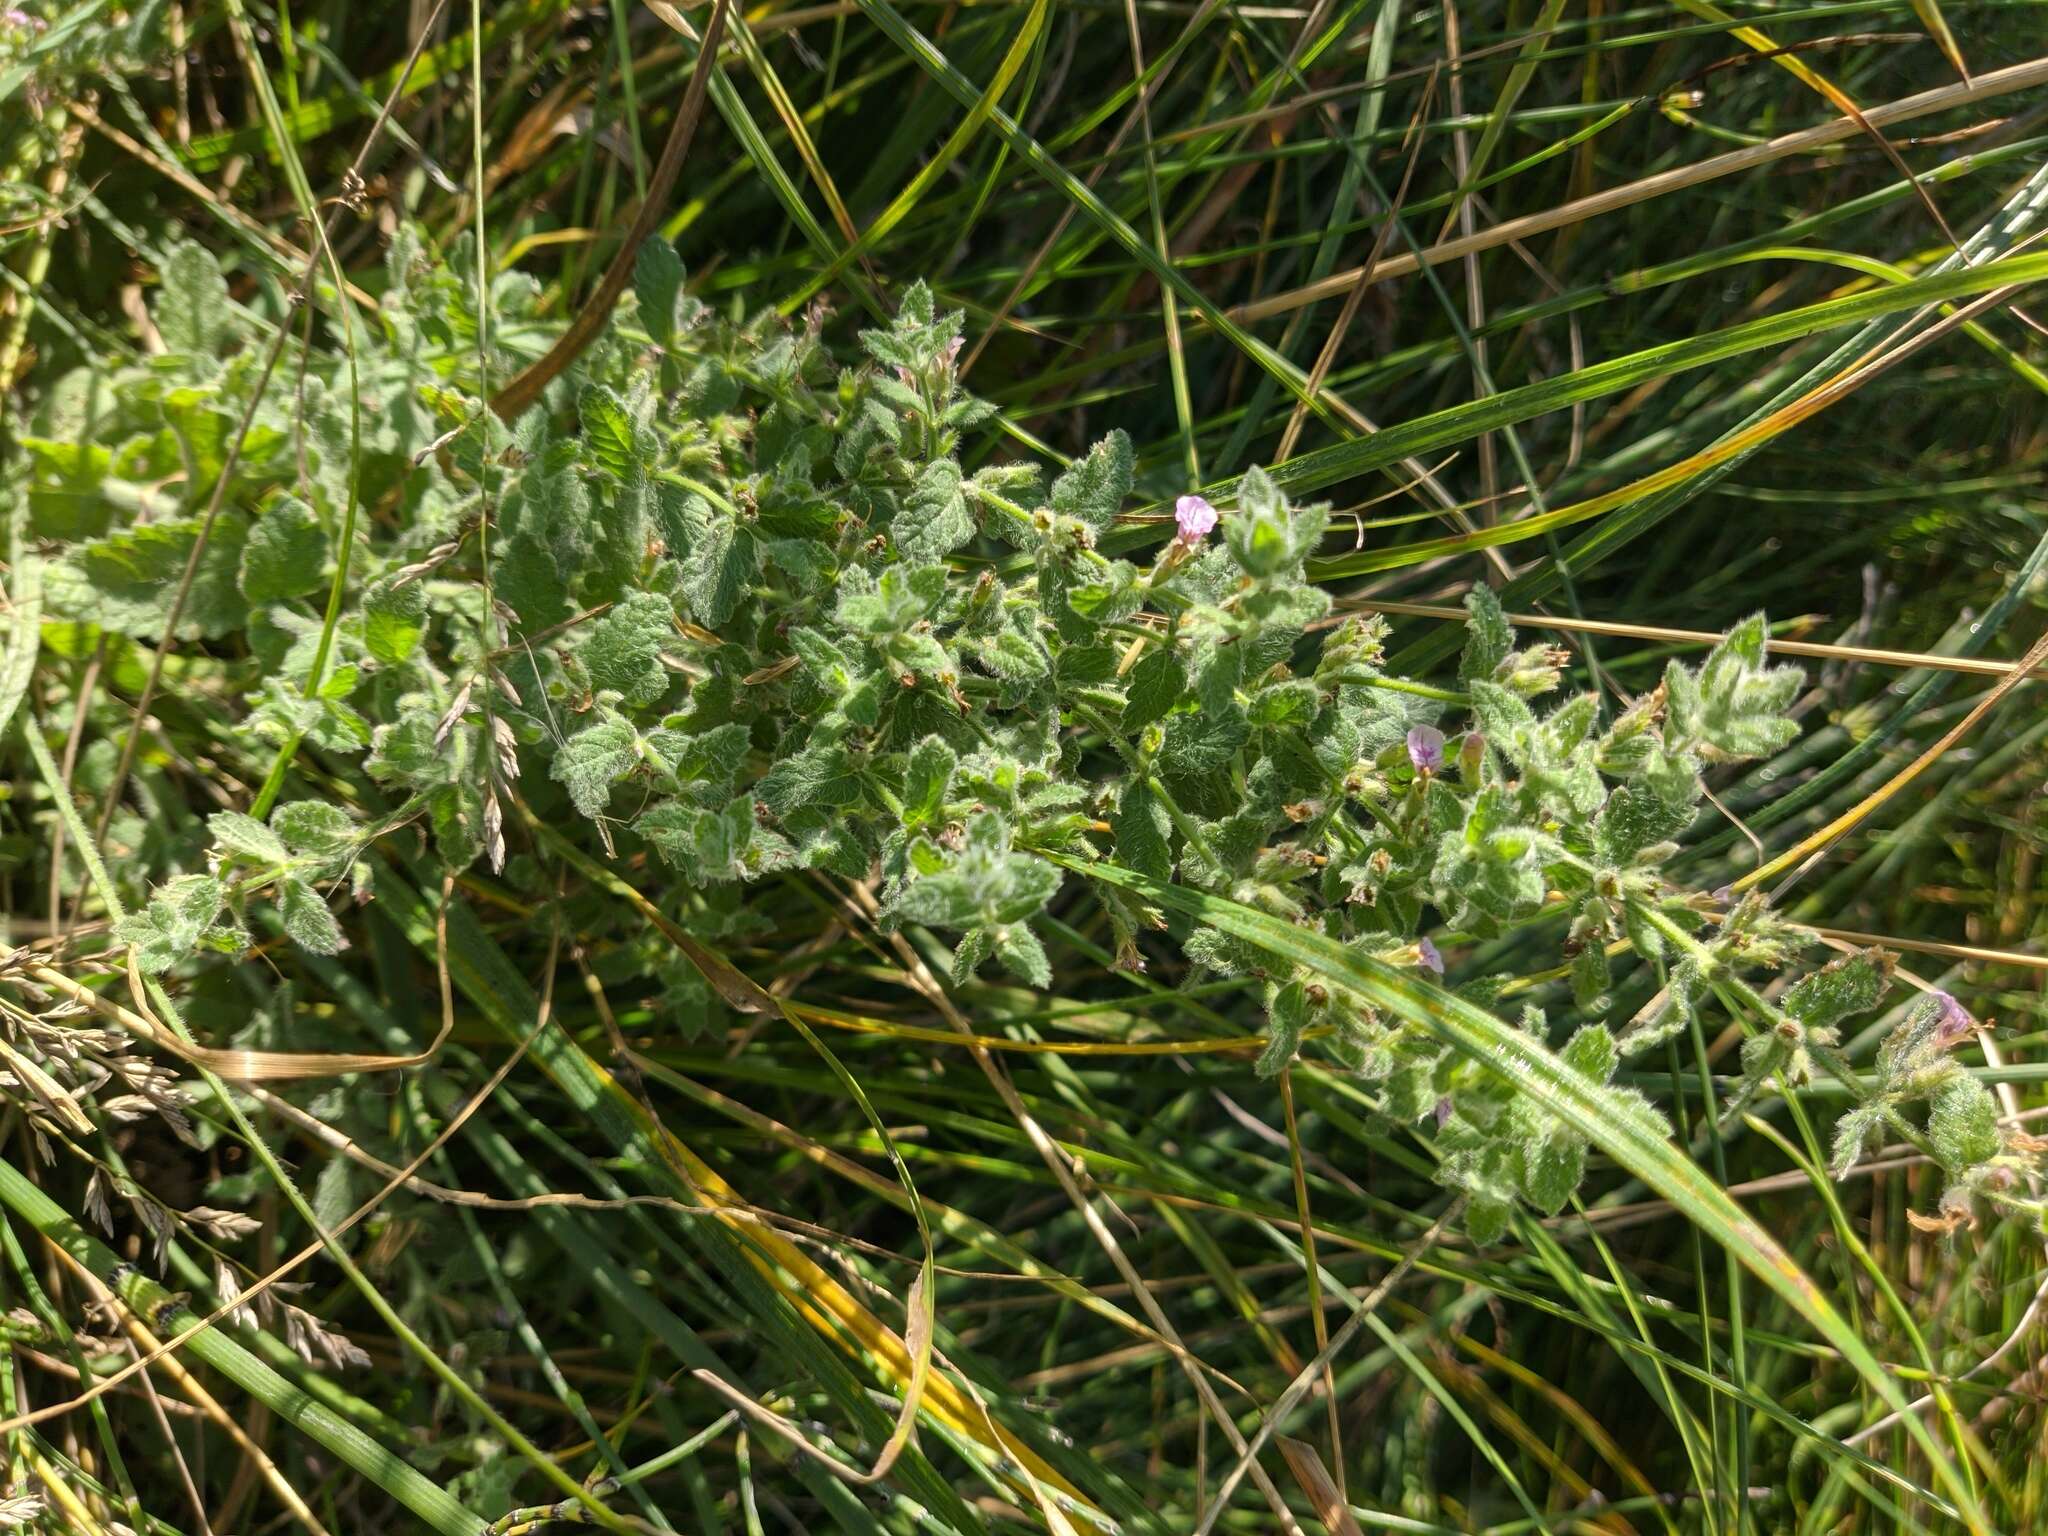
<box><xmin>1276</xmin><ymin>1438</ymin><xmax>1366</xmax><ymax>1536</ymax></box>
<box><xmin>1229</xmin><ymin>53</ymin><xmax>2048</xmax><ymax>325</ymax></box>
<box><xmin>1339</xmin><ymin>599</ymin><xmax>2043</xmax><ymax>680</ymax></box>
<box><xmin>571</xmin><ymin>1045</ymin><xmax>1109</xmax><ymax>1528</ymax></box>
<box><xmin>1733</xmin><ymin>622</ymin><xmax>2048</xmax><ymax>894</ymax></box>
<box><xmin>30</xmin><ymin>1453</ymin><xmax>109</xmax><ymax>1536</ymax></box>
<box><xmin>791</xmin><ymin>997</ymin><xmax>1328</xmax><ymax>1054</ymax></box>
<box><xmin>687</xmin><ymin>1266</ymin><xmax>933</xmax><ymax>1487</ymax></box>
<box><xmin>22</xmin><ymin>960</ymin><xmax>455</xmax><ymax>1082</ymax></box>
<box><xmin>1668</xmin><ymin>0</ymin><xmax>1961</xmax><ymax>248</ymax></box>
<box><xmin>1910</xmin><ymin>0</ymin><xmax>1973</xmax><ymax>82</ymax></box>
<box><xmin>522</xmin><ymin>813</ymin><xmax>1112</xmax><ymax>1529</ymax></box>
<box><xmin>1807</xmin><ymin>926</ymin><xmax>2048</xmax><ymax>971</ymax></box>
<box><xmin>1312</xmin><ymin>268</ymin><xmax>2031</xmax><ymax>576</ymax></box>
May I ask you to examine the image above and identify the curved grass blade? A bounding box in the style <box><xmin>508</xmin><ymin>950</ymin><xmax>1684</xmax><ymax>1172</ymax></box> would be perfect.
<box><xmin>1177</xmin><ymin>246</ymin><xmax>2048</xmax><ymax>526</ymax></box>
<box><xmin>786</xmin><ymin>0</ymin><xmax>1051</xmax><ymax>309</ymax></box>
<box><xmin>1057</xmin><ymin>854</ymin><xmax>1990</xmax><ymax>1533</ymax></box>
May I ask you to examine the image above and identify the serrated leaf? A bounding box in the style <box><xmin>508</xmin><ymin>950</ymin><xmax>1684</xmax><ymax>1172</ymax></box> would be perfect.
<box><xmin>1561</xmin><ymin>1023</ymin><xmax>1617</xmax><ymax>1084</ymax></box>
<box><xmin>1928</xmin><ymin>1076</ymin><xmax>2000</xmax><ymax>1172</ymax></box>
<box><xmin>56</xmin><ymin>517</ymin><xmax>249</xmax><ymax>640</ymax></box>
<box><xmin>579</xmin><ymin>385</ymin><xmax>639</xmax><ymax>479</ymax></box>
<box><xmin>900</xmin><ymin>736</ymin><xmax>956</xmax><ymax>831</ymax></box>
<box><xmin>1781</xmin><ymin>948</ymin><xmax>1892</xmax><ymax>1031</ymax></box>
<box><xmin>993</xmin><ymin>924</ymin><xmax>1051</xmax><ymax>988</ymax></box>
<box><xmin>894</xmin><ymin>458</ymin><xmax>975</xmax><ymax>560</ymax></box>
<box><xmin>981</xmin><ymin>627</ymin><xmax>1050</xmax><ymax>683</ymax></box>
<box><xmin>362</xmin><ymin>576</ymin><xmax>428</xmax><ymax>666</ymax></box>
<box><xmin>1112</xmin><ymin>778</ymin><xmax>1173</xmax><ymax>881</ymax></box>
<box><xmin>156</xmin><ymin>241</ymin><xmax>230</xmax><ymax>358</ymax></box>
<box><xmin>278</xmin><ymin>876</ymin><xmax>347</xmax><ymax>955</ymax></box>
<box><xmin>209</xmin><ymin>811</ymin><xmax>288</xmax><ymax>864</ymax></box>
<box><xmin>1465</xmin><ymin>1196</ymin><xmax>1512</xmax><ymax>1246</ymax></box>
<box><xmin>114</xmin><ymin>875</ymin><xmax>229</xmax><ymax>974</ymax></box>
<box><xmin>1048</xmin><ymin>430</ymin><xmax>1132</xmax><ymax>532</ymax></box>
<box><xmin>1594</xmin><ymin>783</ymin><xmax>1692</xmax><ymax>865</ymax></box>
<box><xmin>240</xmin><ymin>497</ymin><xmax>329</xmax><ymax>603</ymax></box>
<box><xmin>273</xmin><ymin>800</ymin><xmax>358</xmax><ymax>860</ymax></box>
<box><xmin>634</xmin><ymin>238</ymin><xmax>688</xmax><ymax>347</ymax></box>
<box><xmin>551</xmin><ymin>715</ymin><xmax>639</xmax><ymax>817</ymax></box>
<box><xmin>578</xmin><ymin>590</ymin><xmax>673</xmax><ymax>707</ymax></box>
<box><xmin>1160</xmin><ymin>705</ymin><xmax>1246</xmax><ymax>777</ymax></box>
<box><xmin>1519</xmin><ymin>1130</ymin><xmax>1586</xmax><ymax>1215</ymax></box>
<box><xmin>758</xmin><ymin>740</ymin><xmax>862</xmax><ymax>816</ymax></box>
<box><xmin>1121</xmin><ymin>649</ymin><xmax>1185</xmax><ymax>732</ymax></box>
<box><xmin>638</xmin><ymin>796</ymin><xmax>756</xmax><ymax>881</ymax></box>
<box><xmin>681</xmin><ymin>516</ymin><xmax>756</xmax><ymax>629</ymax></box>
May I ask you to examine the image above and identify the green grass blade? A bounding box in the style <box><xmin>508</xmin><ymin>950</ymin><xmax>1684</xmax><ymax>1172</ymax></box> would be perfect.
<box><xmin>1059</xmin><ymin>853</ymin><xmax>1989</xmax><ymax>1533</ymax></box>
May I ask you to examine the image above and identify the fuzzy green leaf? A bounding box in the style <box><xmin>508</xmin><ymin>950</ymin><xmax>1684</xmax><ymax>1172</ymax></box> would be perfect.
<box><xmin>551</xmin><ymin>714</ymin><xmax>639</xmax><ymax>818</ymax></box>
<box><xmin>278</xmin><ymin>876</ymin><xmax>348</xmax><ymax>955</ymax></box>
<box><xmin>240</xmin><ymin>497</ymin><xmax>329</xmax><ymax>604</ymax></box>
<box><xmin>209</xmin><ymin>811</ymin><xmax>288</xmax><ymax>864</ymax></box>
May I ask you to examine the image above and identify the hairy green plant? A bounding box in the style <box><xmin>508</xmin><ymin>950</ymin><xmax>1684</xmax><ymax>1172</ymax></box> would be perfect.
<box><xmin>33</xmin><ymin>240</ymin><xmax>2040</xmax><ymax>1271</ymax></box>
<box><xmin>9</xmin><ymin>7</ymin><xmax>2048</xmax><ymax>1519</ymax></box>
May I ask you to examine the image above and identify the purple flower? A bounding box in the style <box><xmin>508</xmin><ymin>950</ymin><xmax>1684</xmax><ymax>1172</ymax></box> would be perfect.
<box><xmin>1934</xmin><ymin>991</ymin><xmax>1976</xmax><ymax>1044</ymax></box>
<box><xmin>1407</xmin><ymin>725</ymin><xmax>1446</xmax><ymax>773</ymax></box>
<box><xmin>1417</xmin><ymin>936</ymin><xmax>1444</xmax><ymax>976</ymax></box>
<box><xmin>943</xmin><ymin>334</ymin><xmax>965</xmax><ymax>367</ymax></box>
<box><xmin>1173</xmin><ymin>494</ymin><xmax>1218</xmax><ymax>545</ymax></box>
<box><xmin>1433</xmin><ymin>1095</ymin><xmax>1454</xmax><ymax>1128</ymax></box>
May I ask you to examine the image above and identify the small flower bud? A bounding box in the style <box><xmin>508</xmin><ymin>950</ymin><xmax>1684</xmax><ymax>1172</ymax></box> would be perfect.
<box><xmin>1934</xmin><ymin>991</ymin><xmax>1977</xmax><ymax>1045</ymax></box>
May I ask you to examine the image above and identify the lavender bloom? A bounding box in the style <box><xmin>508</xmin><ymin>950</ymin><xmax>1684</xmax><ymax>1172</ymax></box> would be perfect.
<box><xmin>1173</xmin><ymin>494</ymin><xmax>1218</xmax><ymax>545</ymax></box>
<box><xmin>1934</xmin><ymin>990</ymin><xmax>1976</xmax><ymax>1044</ymax></box>
<box><xmin>1407</xmin><ymin>725</ymin><xmax>1446</xmax><ymax>773</ymax></box>
<box><xmin>1433</xmin><ymin>1095</ymin><xmax>1455</xmax><ymax>1128</ymax></box>
<box><xmin>1417</xmin><ymin>936</ymin><xmax>1444</xmax><ymax>976</ymax></box>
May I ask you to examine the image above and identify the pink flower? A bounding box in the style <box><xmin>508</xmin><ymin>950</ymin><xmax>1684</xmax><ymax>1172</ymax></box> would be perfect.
<box><xmin>943</xmin><ymin>335</ymin><xmax>965</xmax><ymax>367</ymax></box>
<box><xmin>1934</xmin><ymin>991</ymin><xmax>1976</xmax><ymax>1044</ymax></box>
<box><xmin>1407</xmin><ymin>725</ymin><xmax>1446</xmax><ymax>772</ymax></box>
<box><xmin>1417</xmin><ymin>936</ymin><xmax>1444</xmax><ymax>976</ymax></box>
<box><xmin>1173</xmin><ymin>494</ymin><xmax>1218</xmax><ymax>545</ymax></box>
